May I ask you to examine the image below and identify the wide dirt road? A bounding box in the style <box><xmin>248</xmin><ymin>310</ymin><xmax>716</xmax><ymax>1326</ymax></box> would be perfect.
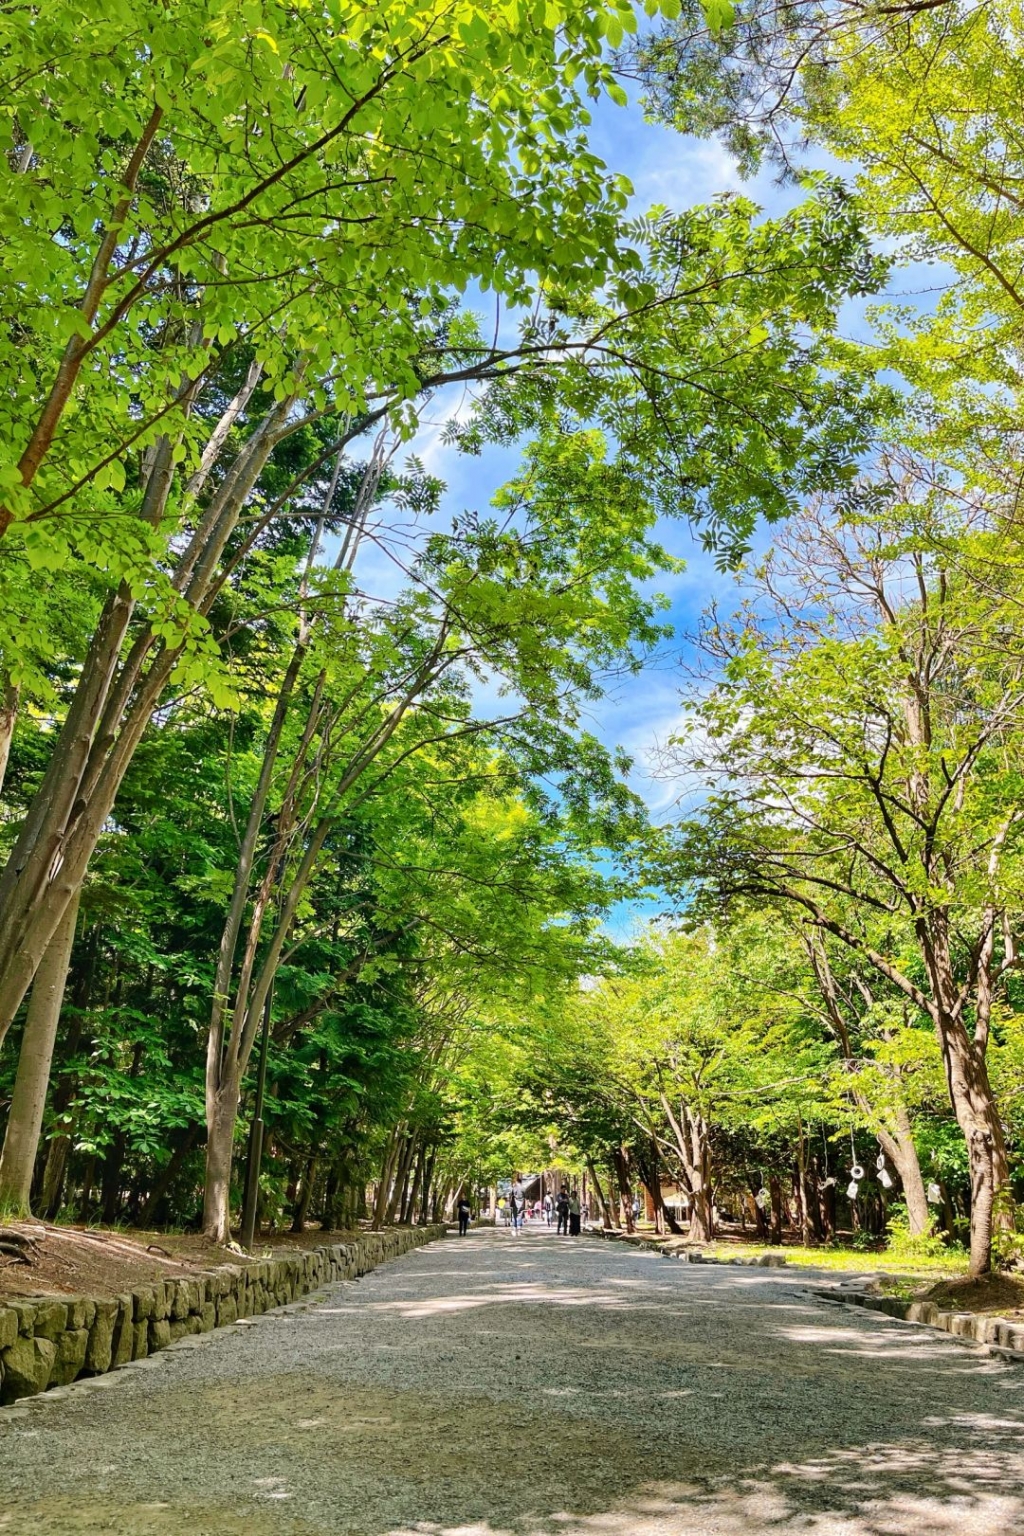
<box><xmin>2</xmin><ymin>1225</ymin><xmax>1024</xmax><ymax>1535</ymax></box>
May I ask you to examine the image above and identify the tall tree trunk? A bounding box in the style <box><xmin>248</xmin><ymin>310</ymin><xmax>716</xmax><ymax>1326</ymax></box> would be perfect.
<box><xmin>372</xmin><ymin>1132</ymin><xmax>401</xmax><ymax>1230</ymax></box>
<box><xmin>321</xmin><ymin>1166</ymin><xmax>341</xmax><ymax>1233</ymax></box>
<box><xmin>768</xmin><ymin>1174</ymin><xmax>784</xmax><ymax>1245</ymax></box>
<box><xmin>0</xmin><ymin>891</ymin><xmax>80</xmax><ymax>1213</ymax></box>
<box><xmin>291</xmin><ymin>1156</ymin><xmax>317</xmax><ymax>1233</ymax></box>
<box><xmin>202</xmin><ymin>1087</ymin><xmax>240</xmax><ymax>1244</ymax></box>
<box><xmin>587</xmin><ymin>1160</ymin><xmax>614</xmax><ymax>1229</ymax></box>
<box><xmin>878</xmin><ymin>1106</ymin><xmax>930</xmax><ymax>1237</ymax></box>
<box><xmin>794</xmin><ymin>1116</ymin><xmax>816</xmax><ymax>1245</ymax></box>
<box><xmin>747</xmin><ymin>1177</ymin><xmax>769</xmax><ymax>1240</ymax></box>
<box><xmin>0</xmin><ymin>396</ymin><xmax>293</xmax><ymax>1062</ymax></box>
<box><xmin>419</xmin><ymin>1147</ymin><xmax>436</xmax><ymax>1225</ymax></box>
<box><xmin>612</xmin><ymin>1147</ymin><xmax>635</xmax><ymax>1233</ymax></box>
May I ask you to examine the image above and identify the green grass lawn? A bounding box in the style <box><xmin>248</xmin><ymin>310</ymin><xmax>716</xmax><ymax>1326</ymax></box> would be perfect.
<box><xmin>699</xmin><ymin>1239</ymin><xmax>968</xmax><ymax>1282</ymax></box>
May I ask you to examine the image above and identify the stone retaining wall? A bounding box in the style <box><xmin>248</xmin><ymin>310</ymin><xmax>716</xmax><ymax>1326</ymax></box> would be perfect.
<box><xmin>0</xmin><ymin>1224</ymin><xmax>445</xmax><ymax>1405</ymax></box>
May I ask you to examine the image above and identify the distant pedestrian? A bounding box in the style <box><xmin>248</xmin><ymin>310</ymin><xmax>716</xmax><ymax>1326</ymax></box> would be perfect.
<box><xmin>457</xmin><ymin>1195</ymin><xmax>472</xmax><ymax>1236</ymax></box>
<box><xmin>556</xmin><ymin>1186</ymin><xmax>570</xmax><ymax>1235</ymax></box>
<box><xmin>568</xmin><ymin>1191</ymin><xmax>581</xmax><ymax>1236</ymax></box>
<box><xmin>509</xmin><ymin>1177</ymin><xmax>526</xmax><ymax>1235</ymax></box>
<box><xmin>544</xmin><ymin>1193</ymin><xmax>554</xmax><ymax>1226</ymax></box>
<box><xmin>497</xmin><ymin>1196</ymin><xmax>508</xmax><ymax>1226</ymax></box>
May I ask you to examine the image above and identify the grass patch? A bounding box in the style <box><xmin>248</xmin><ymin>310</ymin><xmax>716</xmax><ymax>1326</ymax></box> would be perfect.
<box><xmin>699</xmin><ymin>1239</ymin><xmax>969</xmax><ymax>1283</ymax></box>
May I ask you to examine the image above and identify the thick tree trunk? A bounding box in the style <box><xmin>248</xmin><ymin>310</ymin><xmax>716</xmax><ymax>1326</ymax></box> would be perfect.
<box><xmin>0</xmin><ymin>891</ymin><xmax>80</xmax><ymax>1213</ymax></box>
<box><xmin>943</xmin><ymin>1032</ymin><xmax>1007</xmax><ymax>1276</ymax></box>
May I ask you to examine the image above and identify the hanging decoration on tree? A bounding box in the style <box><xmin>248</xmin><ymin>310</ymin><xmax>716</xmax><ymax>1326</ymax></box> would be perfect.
<box><xmin>927</xmin><ymin>1182</ymin><xmax>942</xmax><ymax>1204</ymax></box>
<box><xmin>876</xmin><ymin>1151</ymin><xmax>893</xmax><ymax>1190</ymax></box>
<box><xmin>847</xmin><ymin>1129</ymin><xmax>863</xmax><ymax>1200</ymax></box>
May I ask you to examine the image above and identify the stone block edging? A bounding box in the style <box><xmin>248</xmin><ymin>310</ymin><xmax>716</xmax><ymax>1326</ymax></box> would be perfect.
<box><xmin>817</xmin><ymin>1284</ymin><xmax>1024</xmax><ymax>1363</ymax></box>
<box><xmin>0</xmin><ymin>1224</ymin><xmax>445</xmax><ymax>1405</ymax></box>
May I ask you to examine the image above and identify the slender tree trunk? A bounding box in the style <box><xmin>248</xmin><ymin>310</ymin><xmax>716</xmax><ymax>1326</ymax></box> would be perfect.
<box><xmin>795</xmin><ymin>1117</ymin><xmax>816</xmax><ymax>1245</ymax></box>
<box><xmin>587</xmin><ymin>1160</ymin><xmax>614</xmax><ymax>1229</ymax></box>
<box><xmin>0</xmin><ymin>397</ymin><xmax>293</xmax><ymax>1064</ymax></box>
<box><xmin>747</xmin><ymin>1178</ymin><xmax>769</xmax><ymax>1240</ymax></box>
<box><xmin>768</xmin><ymin>1174</ymin><xmax>784</xmax><ymax>1245</ymax></box>
<box><xmin>612</xmin><ymin>1147</ymin><xmax>635</xmax><ymax>1233</ymax></box>
<box><xmin>419</xmin><ymin>1147</ymin><xmax>436</xmax><ymax>1225</ymax></box>
<box><xmin>203</xmin><ymin>1086</ymin><xmax>240</xmax><ymax>1244</ymax></box>
<box><xmin>0</xmin><ymin>891</ymin><xmax>80</xmax><ymax>1213</ymax></box>
<box><xmin>321</xmin><ymin>1166</ymin><xmax>341</xmax><ymax>1233</ymax></box>
<box><xmin>878</xmin><ymin>1106</ymin><xmax>930</xmax><ymax>1237</ymax></box>
<box><xmin>291</xmin><ymin>1156</ymin><xmax>317</xmax><ymax>1233</ymax></box>
<box><xmin>372</xmin><ymin>1133</ymin><xmax>401</xmax><ymax>1229</ymax></box>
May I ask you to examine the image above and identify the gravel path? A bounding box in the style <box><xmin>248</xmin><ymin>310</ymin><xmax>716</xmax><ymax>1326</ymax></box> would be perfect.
<box><xmin>3</xmin><ymin>1225</ymin><xmax>1024</xmax><ymax>1535</ymax></box>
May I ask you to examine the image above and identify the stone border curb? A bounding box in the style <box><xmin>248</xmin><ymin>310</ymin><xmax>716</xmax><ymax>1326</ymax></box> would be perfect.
<box><xmin>0</xmin><ymin>1224</ymin><xmax>445</xmax><ymax>1405</ymax></box>
<box><xmin>814</xmin><ymin>1283</ymin><xmax>1024</xmax><ymax>1363</ymax></box>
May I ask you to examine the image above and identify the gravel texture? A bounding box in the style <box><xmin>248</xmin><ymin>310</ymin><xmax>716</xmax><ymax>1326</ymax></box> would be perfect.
<box><xmin>2</xmin><ymin>1225</ymin><xmax>1024</xmax><ymax>1535</ymax></box>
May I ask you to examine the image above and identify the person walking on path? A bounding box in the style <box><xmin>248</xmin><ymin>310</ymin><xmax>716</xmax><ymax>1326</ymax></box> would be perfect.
<box><xmin>543</xmin><ymin>1192</ymin><xmax>554</xmax><ymax>1226</ymax></box>
<box><xmin>568</xmin><ymin>1190</ymin><xmax>582</xmax><ymax>1236</ymax></box>
<box><xmin>457</xmin><ymin>1195</ymin><xmax>472</xmax><ymax>1236</ymax></box>
<box><xmin>509</xmin><ymin>1177</ymin><xmax>526</xmax><ymax>1236</ymax></box>
<box><xmin>556</xmin><ymin>1186</ymin><xmax>570</xmax><ymax>1235</ymax></box>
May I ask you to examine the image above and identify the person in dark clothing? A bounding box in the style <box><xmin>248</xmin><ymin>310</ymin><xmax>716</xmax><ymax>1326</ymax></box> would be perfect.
<box><xmin>457</xmin><ymin>1195</ymin><xmax>472</xmax><ymax>1236</ymax></box>
<box><xmin>556</xmin><ymin>1187</ymin><xmax>570</xmax><ymax>1235</ymax></box>
<box><xmin>568</xmin><ymin>1190</ymin><xmax>582</xmax><ymax>1236</ymax></box>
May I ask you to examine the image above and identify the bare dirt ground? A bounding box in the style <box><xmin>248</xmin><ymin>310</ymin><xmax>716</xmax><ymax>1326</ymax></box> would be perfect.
<box><xmin>0</xmin><ymin>1220</ymin><xmax>364</xmax><ymax>1301</ymax></box>
<box><xmin>3</xmin><ymin>1223</ymin><xmax>1024</xmax><ymax>1535</ymax></box>
<box><xmin>922</xmin><ymin>1270</ymin><xmax>1024</xmax><ymax>1317</ymax></box>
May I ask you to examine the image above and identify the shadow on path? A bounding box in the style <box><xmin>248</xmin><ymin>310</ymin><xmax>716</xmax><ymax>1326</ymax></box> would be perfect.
<box><xmin>2</xmin><ymin>1229</ymin><xmax>1023</xmax><ymax>1535</ymax></box>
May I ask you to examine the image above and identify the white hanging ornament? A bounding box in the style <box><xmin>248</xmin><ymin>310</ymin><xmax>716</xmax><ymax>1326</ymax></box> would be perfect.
<box><xmin>876</xmin><ymin>1154</ymin><xmax>887</xmax><ymax>1171</ymax></box>
<box><xmin>878</xmin><ymin>1167</ymin><xmax>893</xmax><ymax>1189</ymax></box>
<box><xmin>927</xmin><ymin>1182</ymin><xmax>942</xmax><ymax>1204</ymax></box>
<box><xmin>846</xmin><ymin>1179</ymin><xmax>860</xmax><ymax>1200</ymax></box>
<box><xmin>850</xmin><ymin>1164</ymin><xmax>864</xmax><ymax>1181</ymax></box>
<box><xmin>755</xmin><ymin>1187</ymin><xmax>769</xmax><ymax>1210</ymax></box>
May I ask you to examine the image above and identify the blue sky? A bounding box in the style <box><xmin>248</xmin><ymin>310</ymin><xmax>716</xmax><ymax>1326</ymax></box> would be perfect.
<box><xmin>351</xmin><ymin>78</ymin><xmax>913</xmax><ymax>937</ymax></box>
